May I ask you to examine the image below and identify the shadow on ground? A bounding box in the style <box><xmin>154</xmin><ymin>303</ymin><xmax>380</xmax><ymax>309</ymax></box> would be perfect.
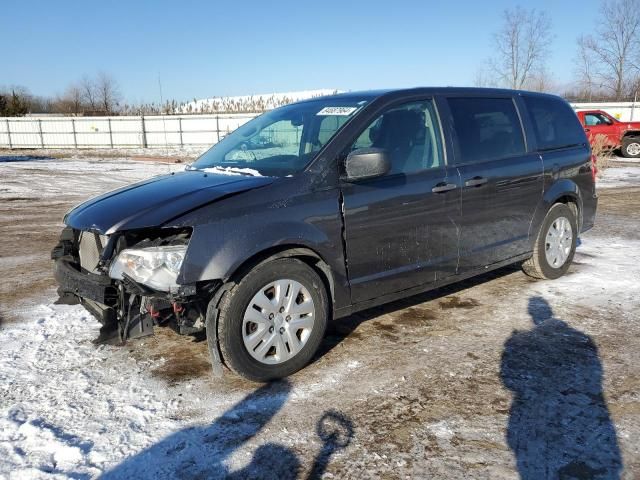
<box><xmin>500</xmin><ymin>296</ymin><xmax>622</xmax><ymax>479</ymax></box>
<box><xmin>0</xmin><ymin>155</ymin><xmax>54</xmax><ymax>163</ymax></box>
<box><xmin>103</xmin><ymin>379</ymin><xmax>354</xmax><ymax>479</ymax></box>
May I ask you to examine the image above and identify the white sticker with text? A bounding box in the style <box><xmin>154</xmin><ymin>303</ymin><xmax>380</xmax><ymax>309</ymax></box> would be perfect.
<box><xmin>316</xmin><ymin>106</ymin><xmax>358</xmax><ymax>116</ymax></box>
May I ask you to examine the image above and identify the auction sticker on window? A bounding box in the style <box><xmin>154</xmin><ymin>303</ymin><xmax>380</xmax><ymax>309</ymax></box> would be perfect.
<box><xmin>316</xmin><ymin>106</ymin><xmax>358</xmax><ymax>116</ymax></box>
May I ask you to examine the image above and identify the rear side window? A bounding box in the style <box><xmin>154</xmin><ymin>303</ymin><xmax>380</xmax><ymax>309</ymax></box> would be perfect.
<box><xmin>447</xmin><ymin>97</ymin><xmax>525</xmax><ymax>164</ymax></box>
<box><xmin>523</xmin><ymin>96</ymin><xmax>587</xmax><ymax>151</ymax></box>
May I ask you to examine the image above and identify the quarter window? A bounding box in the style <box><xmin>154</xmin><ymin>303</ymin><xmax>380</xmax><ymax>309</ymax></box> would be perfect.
<box><xmin>447</xmin><ymin>97</ymin><xmax>526</xmax><ymax>164</ymax></box>
<box><xmin>349</xmin><ymin>100</ymin><xmax>444</xmax><ymax>174</ymax></box>
<box><xmin>523</xmin><ymin>96</ymin><xmax>587</xmax><ymax>151</ymax></box>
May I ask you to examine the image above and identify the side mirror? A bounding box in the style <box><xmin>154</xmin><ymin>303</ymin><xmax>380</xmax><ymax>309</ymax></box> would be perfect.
<box><xmin>344</xmin><ymin>148</ymin><xmax>391</xmax><ymax>181</ymax></box>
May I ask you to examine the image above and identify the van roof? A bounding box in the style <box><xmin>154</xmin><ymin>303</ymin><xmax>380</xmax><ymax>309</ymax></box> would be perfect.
<box><xmin>300</xmin><ymin>87</ymin><xmax>562</xmax><ymax>103</ymax></box>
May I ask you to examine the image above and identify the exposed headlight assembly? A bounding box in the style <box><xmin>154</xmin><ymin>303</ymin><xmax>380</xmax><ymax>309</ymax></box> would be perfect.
<box><xmin>109</xmin><ymin>245</ymin><xmax>187</xmax><ymax>291</ymax></box>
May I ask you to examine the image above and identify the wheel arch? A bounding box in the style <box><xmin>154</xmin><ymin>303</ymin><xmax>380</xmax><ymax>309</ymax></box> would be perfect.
<box><xmin>622</xmin><ymin>130</ymin><xmax>640</xmax><ymax>139</ymax></box>
<box><xmin>530</xmin><ymin>180</ymin><xmax>583</xmax><ymax>245</ymax></box>
<box><xmin>204</xmin><ymin>244</ymin><xmax>338</xmax><ymax>375</ymax></box>
<box><xmin>225</xmin><ymin>244</ymin><xmax>336</xmax><ymax>312</ymax></box>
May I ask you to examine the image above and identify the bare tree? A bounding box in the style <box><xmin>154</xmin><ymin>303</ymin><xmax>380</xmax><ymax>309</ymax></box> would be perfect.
<box><xmin>95</xmin><ymin>72</ymin><xmax>121</xmax><ymax>113</ymax></box>
<box><xmin>577</xmin><ymin>0</ymin><xmax>640</xmax><ymax>100</ymax></box>
<box><xmin>473</xmin><ymin>64</ymin><xmax>497</xmax><ymax>88</ymax></box>
<box><xmin>524</xmin><ymin>68</ymin><xmax>557</xmax><ymax>93</ymax></box>
<box><xmin>58</xmin><ymin>84</ymin><xmax>84</xmax><ymax>114</ymax></box>
<box><xmin>489</xmin><ymin>6</ymin><xmax>553</xmax><ymax>90</ymax></box>
<box><xmin>80</xmin><ymin>75</ymin><xmax>97</xmax><ymax>110</ymax></box>
<box><xmin>575</xmin><ymin>36</ymin><xmax>600</xmax><ymax>101</ymax></box>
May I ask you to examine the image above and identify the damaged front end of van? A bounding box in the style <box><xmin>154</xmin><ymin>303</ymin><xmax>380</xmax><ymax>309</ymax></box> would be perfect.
<box><xmin>51</xmin><ymin>169</ymin><xmax>273</xmax><ymax>349</ymax></box>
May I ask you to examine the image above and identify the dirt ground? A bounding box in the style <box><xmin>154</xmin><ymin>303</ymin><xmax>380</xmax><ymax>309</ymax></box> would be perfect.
<box><xmin>1</xmin><ymin>154</ymin><xmax>639</xmax><ymax>479</ymax></box>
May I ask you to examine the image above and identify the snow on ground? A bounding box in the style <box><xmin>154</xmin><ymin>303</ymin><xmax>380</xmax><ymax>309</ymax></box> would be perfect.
<box><xmin>0</xmin><ymin>147</ymin><xmax>207</xmax><ymax>160</ymax></box>
<box><xmin>598</xmin><ymin>165</ymin><xmax>640</xmax><ymax>189</ymax></box>
<box><xmin>1</xmin><ymin>160</ymin><xmax>639</xmax><ymax>478</ymax></box>
<box><xmin>613</xmin><ymin>157</ymin><xmax>640</xmax><ymax>164</ymax></box>
<box><xmin>0</xmin><ymin>157</ymin><xmax>184</xmax><ymax>202</ymax></box>
<box><xmin>0</xmin><ymin>302</ymin><xmax>362</xmax><ymax>479</ymax></box>
<box><xmin>1</xmin><ymin>227</ymin><xmax>638</xmax><ymax>478</ymax></box>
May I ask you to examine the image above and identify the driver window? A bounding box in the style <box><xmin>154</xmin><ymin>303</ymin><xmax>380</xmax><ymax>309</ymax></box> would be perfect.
<box><xmin>585</xmin><ymin>113</ymin><xmax>612</xmax><ymax>126</ymax></box>
<box><xmin>349</xmin><ymin>100</ymin><xmax>444</xmax><ymax>174</ymax></box>
<box><xmin>584</xmin><ymin>114</ymin><xmax>599</xmax><ymax>126</ymax></box>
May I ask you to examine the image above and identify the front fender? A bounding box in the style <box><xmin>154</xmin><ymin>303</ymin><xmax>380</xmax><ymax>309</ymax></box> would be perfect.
<box><xmin>173</xmin><ymin>187</ymin><xmax>347</xmax><ymax>306</ymax></box>
<box><xmin>182</xmin><ymin>218</ymin><xmax>337</xmax><ymax>283</ymax></box>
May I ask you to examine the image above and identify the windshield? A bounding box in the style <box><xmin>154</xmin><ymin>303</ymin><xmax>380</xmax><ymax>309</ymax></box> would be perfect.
<box><xmin>190</xmin><ymin>97</ymin><xmax>369</xmax><ymax>177</ymax></box>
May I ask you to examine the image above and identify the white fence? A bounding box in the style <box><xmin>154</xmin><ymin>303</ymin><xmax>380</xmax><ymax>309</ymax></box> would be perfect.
<box><xmin>572</xmin><ymin>102</ymin><xmax>640</xmax><ymax>122</ymax></box>
<box><xmin>2</xmin><ymin>101</ymin><xmax>640</xmax><ymax>150</ymax></box>
<box><xmin>0</xmin><ymin>113</ymin><xmax>258</xmax><ymax>149</ymax></box>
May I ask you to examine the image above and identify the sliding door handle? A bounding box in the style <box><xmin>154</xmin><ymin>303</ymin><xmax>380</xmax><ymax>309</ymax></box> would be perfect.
<box><xmin>464</xmin><ymin>176</ymin><xmax>489</xmax><ymax>187</ymax></box>
<box><xmin>431</xmin><ymin>183</ymin><xmax>458</xmax><ymax>193</ymax></box>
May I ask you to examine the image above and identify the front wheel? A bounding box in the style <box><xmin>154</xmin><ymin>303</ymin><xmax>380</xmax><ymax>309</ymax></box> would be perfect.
<box><xmin>522</xmin><ymin>203</ymin><xmax>577</xmax><ymax>280</ymax></box>
<box><xmin>215</xmin><ymin>258</ymin><xmax>329</xmax><ymax>382</ymax></box>
<box><xmin>622</xmin><ymin>137</ymin><xmax>640</xmax><ymax>158</ymax></box>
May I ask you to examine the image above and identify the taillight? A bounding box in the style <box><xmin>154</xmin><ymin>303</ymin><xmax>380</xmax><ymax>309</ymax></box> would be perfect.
<box><xmin>590</xmin><ymin>154</ymin><xmax>598</xmax><ymax>182</ymax></box>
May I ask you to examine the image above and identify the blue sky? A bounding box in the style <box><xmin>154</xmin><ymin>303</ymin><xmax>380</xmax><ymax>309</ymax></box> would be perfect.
<box><xmin>2</xmin><ymin>0</ymin><xmax>602</xmax><ymax>103</ymax></box>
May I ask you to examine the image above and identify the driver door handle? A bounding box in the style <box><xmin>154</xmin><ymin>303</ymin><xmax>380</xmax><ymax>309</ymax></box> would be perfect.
<box><xmin>464</xmin><ymin>177</ymin><xmax>489</xmax><ymax>187</ymax></box>
<box><xmin>431</xmin><ymin>182</ymin><xmax>458</xmax><ymax>193</ymax></box>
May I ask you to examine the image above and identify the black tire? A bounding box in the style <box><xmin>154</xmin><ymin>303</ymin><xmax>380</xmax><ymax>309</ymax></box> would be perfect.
<box><xmin>522</xmin><ymin>203</ymin><xmax>578</xmax><ymax>280</ymax></box>
<box><xmin>621</xmin><ymin>137</ymin><xmax>640</xmax><ymax>158</ymax></box>
<box><xmin>215</xmin><ymin>258</ymin><xmax>329</xmax><ymax>382</ymax></box>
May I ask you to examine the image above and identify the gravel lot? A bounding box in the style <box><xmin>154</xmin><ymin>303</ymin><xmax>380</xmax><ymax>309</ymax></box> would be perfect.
<box><xmin>0</xmin><ymin>153</ymin><xmax>639</xmax><ymax>479</ymax></box>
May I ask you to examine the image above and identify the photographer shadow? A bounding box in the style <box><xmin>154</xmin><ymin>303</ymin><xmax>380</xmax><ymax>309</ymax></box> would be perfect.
<box><xmin>500</xmin><ymin>296</ymin><xmax>622</xmax><ymax>479</ymax></box>
<box><xmin>102</xmin><ymin>380</ymin><xmax>354</xmax><ymax>479</ymax></box>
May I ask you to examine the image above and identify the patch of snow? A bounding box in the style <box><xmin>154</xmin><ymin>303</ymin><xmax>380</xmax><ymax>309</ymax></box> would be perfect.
<box><xmin>534</xmin><ymin>237</ymin><xmax>640</xmax><ymax>315</ymax></box>
<box><xmin>0</xmin><ymin>147</ymin><xmax>206</xmax><ymax>159</ymax></box>
<box><xmin>0</xmin><ymin>303</ymin><xmax>305</xmax><ymax>478</ymax></box>
<box><xmin>597</xmin><ymin>166</ymin><xmax>640</xmax><ymax>189</ymax></box>
<box><xmin>427</xmin><ymin>420</ymin><xmax>455</xmax><ymax>440</ymax></box>
<box><xmin>0</xmin><ymin>157</ymin><xmax>183</xmax><ymax>201</ymax></box>
<box><xmin>612</xmin><ymin>155</ymin><xmax>640</xmax><ymax>164</ymax></box>
<box><xmin>0</xmin><ymin>304</ymin><xmax>180</xmax><ymax>477</ymax></box>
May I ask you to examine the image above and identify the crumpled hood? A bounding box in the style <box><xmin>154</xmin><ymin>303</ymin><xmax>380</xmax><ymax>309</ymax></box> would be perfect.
<box><xmin>64</xmin><ymin>170</ymin><xmax>273</xmax><ymax>234</ymax></box>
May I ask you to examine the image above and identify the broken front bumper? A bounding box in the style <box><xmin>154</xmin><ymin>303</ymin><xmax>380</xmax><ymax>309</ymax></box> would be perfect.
<box><xmin>53</xmin><ymin>258</ymin><xmax>117</xmax><ymax>308</ymax></box>
<box><xmin>53</xmin><ymin>256</ymin><xmax>213</xmax><ymax>344</ymax></box>
<box><xmin>53</xmin><ymin>257</ymin><xmax>154</xmax><ymax>342</ymax></box>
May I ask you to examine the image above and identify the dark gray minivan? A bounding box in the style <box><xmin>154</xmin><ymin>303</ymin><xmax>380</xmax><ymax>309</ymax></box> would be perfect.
<box><xmin>53</xmin><ymin>88</ymin><xmax>597</xmax><ymax>381</ymax></box>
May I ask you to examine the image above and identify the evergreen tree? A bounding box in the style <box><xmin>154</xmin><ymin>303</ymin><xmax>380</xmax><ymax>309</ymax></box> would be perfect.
<box><xmin>7</xmin><ymin>90</ymin><xmax>28</xmax><ymax>116</ymax></box>
<box><xmin>0</xmin><ymin>94</ymin><xmax>7</xmax><ymax>116</ymax></box>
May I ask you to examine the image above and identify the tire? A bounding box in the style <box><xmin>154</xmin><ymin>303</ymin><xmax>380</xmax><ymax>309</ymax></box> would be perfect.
<box><xmin>522</xmin><ymin>203</ymin><xmax>577</xmax><ymax>280</ymax></box>
<box><xmin>215</xmin><ymin>258</ymin><xmax>329</xmax><ymax>382</ymax></box>
<box><xmin>621</xmin><ymin>137</ymin><xmax>640</xmax><ymax>158</ymax></box>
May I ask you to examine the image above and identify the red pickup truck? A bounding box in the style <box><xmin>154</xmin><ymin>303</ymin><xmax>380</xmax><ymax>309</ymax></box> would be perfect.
<box><xmin>576</xmin><ymin>110</ymin><xmax>640</xmax><ymax>157</ymax></box>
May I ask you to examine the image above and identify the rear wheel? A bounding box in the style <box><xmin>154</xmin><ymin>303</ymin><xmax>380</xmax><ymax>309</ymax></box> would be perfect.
<box><xmin>215</xmin><ymin>258</ymin><xmax>329</xmax><ymax>382</ymax></box>
<box><xmin>622</xmin><ymin>137</ymin><xmax>640</xmax><ymax>158</ymax></box>
<box><xmin>522</xmin><ymin>203</ymin><xmax>577</xmax><ymax>280</ymax></box>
